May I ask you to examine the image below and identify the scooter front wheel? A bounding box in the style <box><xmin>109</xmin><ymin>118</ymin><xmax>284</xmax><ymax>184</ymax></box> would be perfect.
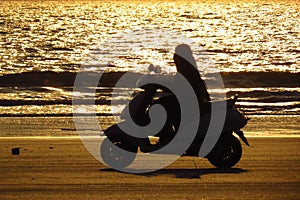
<box><xmin>207</xmin><ymin>135</ymin><xmax>242</xmax><ymax>168</ymax></box>
<box><xmin>100</xmin><ymin>138</ymin><xmax>138</xmax><ymax>169</ymax></box>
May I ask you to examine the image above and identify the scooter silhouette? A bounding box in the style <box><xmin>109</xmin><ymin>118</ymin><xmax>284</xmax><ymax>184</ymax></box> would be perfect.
<box><xmin>101</xmin><ymin>66</ymin><xmax>249</xmax><ymax>169</ymax></box>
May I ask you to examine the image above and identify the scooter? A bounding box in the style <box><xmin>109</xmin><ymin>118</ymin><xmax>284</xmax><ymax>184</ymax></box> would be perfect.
<box><xmin>101</xmin><ymin>66</ymin><xmax>249</xmax><ymax>169</ymax></box>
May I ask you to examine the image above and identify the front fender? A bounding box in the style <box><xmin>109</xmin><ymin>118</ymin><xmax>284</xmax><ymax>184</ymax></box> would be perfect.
<box><xmin>222</xmin><ymin>107</ymin><xmax>248</xmax><ymax>133</ymax></box>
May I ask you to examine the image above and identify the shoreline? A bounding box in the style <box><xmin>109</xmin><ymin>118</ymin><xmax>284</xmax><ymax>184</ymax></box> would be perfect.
<box><xmin>0</xmin><ymin>135</ymin><xmax>300</xmax><ymax>139</ymax></box>
<box><xmin>0</xmin><ymin>113</ymin><xmax>299</xmax><ymax>117</ymax></box>
<box><xmin>0</xmin><ymin>115</ymin><xmax>300</xmax><ymax>138</ymax></box>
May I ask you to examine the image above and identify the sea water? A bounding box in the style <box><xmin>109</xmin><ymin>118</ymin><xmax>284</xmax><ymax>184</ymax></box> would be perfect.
<box><xmin>0</xmin><ymin>0</ymin><xmax>299</xmax><ymax>136</ymax></box>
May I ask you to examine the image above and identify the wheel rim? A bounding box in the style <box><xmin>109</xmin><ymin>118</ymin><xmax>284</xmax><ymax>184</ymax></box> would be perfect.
<box><xmin>101</xmin><ymin>138</ymin><xmax>137</xmax><ymax>169</ymax></box>
<box><xmin>207</xmin><ymin>135</ymin><xmax>242</xmax><ymax>168</ymax></box>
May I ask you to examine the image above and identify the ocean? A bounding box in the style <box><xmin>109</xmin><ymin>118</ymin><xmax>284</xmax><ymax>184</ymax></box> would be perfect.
<box><xmin>0</xmin><ymin>0</ymin><xmax>299</xmax><ymax>137</ymax></box>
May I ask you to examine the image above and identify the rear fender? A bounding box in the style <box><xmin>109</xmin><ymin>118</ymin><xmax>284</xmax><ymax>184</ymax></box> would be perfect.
<box><xmin>103</xmin><ymin>122</ymin><xmax>143</xmax><ymax>146</ymax></box>
<box><xmin>103</xmin><ymin>123</ymin><xmax>129</xmax><ymax>142</ymax></box>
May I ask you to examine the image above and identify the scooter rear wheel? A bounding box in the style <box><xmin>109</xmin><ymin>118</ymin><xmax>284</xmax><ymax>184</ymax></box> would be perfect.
<box><xmin>207</xmin><ymin>135</ymin><xmax>242</xmax><ymax>168</ymax></box>
<box><xmin>100</xmin><ymin>138</ymin><xmax>138</xmax><ymax>169</ymax></box>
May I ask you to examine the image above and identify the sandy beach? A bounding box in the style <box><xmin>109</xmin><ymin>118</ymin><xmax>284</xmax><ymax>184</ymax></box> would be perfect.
<box><xmin>0</xmin><ymin>137</ymin><xmax>299</xmax><ymax>199</ymax></box>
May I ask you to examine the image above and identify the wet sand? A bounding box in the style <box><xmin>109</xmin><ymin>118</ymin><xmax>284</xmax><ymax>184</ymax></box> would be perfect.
<box><xmin>0</xmin><ymin>137</ymin><xmax>299</xmax><ymax>199</ymax></box>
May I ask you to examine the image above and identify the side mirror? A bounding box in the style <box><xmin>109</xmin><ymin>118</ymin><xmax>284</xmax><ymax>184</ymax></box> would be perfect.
<box><xmin>227</xmin><ymin>94</ymin><xmax>238</xmax><ymax>107</ymax></box>
<box><xmin>233</xmin><ymin>94</ymin><xmax>238</xmax><ymax>103</ymax></box>
<box><xmin>148</xmin><ymin>64</ymin><xmax>155</xmax><ymax>72</ymax></box>
<box><xmin>154</xmin><ymin>66</ymin><xmax>161</xmax><ymax>74</ymax></box>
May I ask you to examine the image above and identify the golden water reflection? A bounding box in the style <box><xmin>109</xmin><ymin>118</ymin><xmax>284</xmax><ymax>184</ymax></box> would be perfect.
<box><xmin>0</xmin><ymin>0</ymin><xmax>299</xmax><ymax>74</ymax></box>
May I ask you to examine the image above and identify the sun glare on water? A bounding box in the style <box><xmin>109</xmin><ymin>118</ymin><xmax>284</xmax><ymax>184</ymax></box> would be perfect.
<box><xmin>0</xmin><ymin>0</ymin><xmax>299</xmax><ymax>74</ymax></box>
